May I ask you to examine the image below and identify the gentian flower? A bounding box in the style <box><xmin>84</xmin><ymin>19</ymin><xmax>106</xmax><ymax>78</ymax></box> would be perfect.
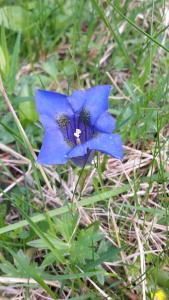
<box><xmin>35</xmin><ymin>85</ymin><xmax>123</xmax><ymax>167</ymax></box>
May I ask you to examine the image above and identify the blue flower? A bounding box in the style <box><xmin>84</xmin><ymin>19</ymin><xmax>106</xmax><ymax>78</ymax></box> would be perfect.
<box><xmin>35</xmin><ymin>85</ymin><xmax>123</xmax><ymax>167</ymax></box>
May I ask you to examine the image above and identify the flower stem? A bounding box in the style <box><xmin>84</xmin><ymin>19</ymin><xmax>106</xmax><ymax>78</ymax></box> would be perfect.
<box><xmin>71</xmin><ymin>151</ymin><xmax>92</xmax><ymax>205</ymax></box>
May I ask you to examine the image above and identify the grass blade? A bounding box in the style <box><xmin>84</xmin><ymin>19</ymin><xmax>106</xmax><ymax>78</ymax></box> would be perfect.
<box><xmin>110</xmin><ymin>2</ymin><xmax>169</xmax><ymax>53</ymax></box>
<box><xmin>0</xmin><ymin>185</ymin><xmax>129</xmax><ymax>235</ymax></box>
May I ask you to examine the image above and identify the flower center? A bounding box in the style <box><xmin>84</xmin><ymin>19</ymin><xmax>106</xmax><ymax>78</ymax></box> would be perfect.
<box><xmin>56</xmin><ymin>109</ymin><xmax>95</xmax><ymax>148</ymax></box>
<box><xmin>74</xmin><ymin>128</ymin><xmax>81</xmax><ymax>144</ymax></box>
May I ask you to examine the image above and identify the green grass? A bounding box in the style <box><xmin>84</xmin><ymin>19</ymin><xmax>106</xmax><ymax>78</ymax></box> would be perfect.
<box><xmin>0</xmin><ymin>0</ymin><xmax>169</xmax><ymax>299</ymax></box>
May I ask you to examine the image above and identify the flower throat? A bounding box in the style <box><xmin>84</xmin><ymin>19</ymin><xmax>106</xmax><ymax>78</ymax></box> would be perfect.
<box><xmin>56</xmin><ymin>109</ymin><xmax>95</xmax><ymax>147</ymax></box>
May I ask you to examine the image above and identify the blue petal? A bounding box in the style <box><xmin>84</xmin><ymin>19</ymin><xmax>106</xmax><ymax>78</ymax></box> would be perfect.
<box><xmin>67</xmin><ymin>85</ymin><xmax>112</xmax><ymax>123</ymax></box>
<box><xmin>35</xmin><ymin>89</ymin><xmax>73</xmax><ymax>122</ymax></box>
<box><xmin>67</xmin><ymin>90</ymin><xmax>86</xmax><ymax>112</ymax></box>
<box><xmin>39</xmin><ymin>114</ymin><xmax>58</xmax><ymax>129</ymax></box>
<box><xmin>37</xmin><ymin>128</ymin><xmax>71</xmax><ymax>164</ymax></box>
<box><xmin>87</xmin><ymin>133</ymin><xmax>123</xmax><ymax>159</ymax></box>
<box><xmin>84</xmin><ymin>85</ymin><xmax>112</xmax><ymax>124</ymax></box>
<box><xmin>67</xmin><ymin>143</ymin><xmax>88</xmax><ymax>158</ymax></box>
<box><xmin>94</xmin><ymin>111</ymin><xmax>116</xmax><ymax>133</ymax></box>
<box><xmin>68</xmin><ymin>132</ymin><xmax>123</xmax><ymax>160</ymax></box>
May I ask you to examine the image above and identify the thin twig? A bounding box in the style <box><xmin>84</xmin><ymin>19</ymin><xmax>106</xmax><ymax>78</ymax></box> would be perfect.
<box><xmin>134</xmin><ymin>223</ymin><xmax>147</xmax><ymax>300</ymax></box>
<box><xmin>76</xmin><ymin>266</ymin><xmax>112</xmax><ymax>299</ymax></box>
<box><xmin>0</xmin><ymin>164</ymin><xmax>32</xmax><ymax>198</ymax></box>
<box><xmin>106</xmin><ymin>71</ymin><xmax>130</xmax><ymax>101</ymax></box>
<box><xmin>0</xmin><ymin>276</ymin><xmax>60</xmax><ymax>288</ymax></box>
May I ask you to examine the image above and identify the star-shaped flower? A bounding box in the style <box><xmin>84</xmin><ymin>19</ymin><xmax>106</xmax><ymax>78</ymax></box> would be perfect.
<box><xmin>35</xmin><ymin>85</ymin><xmax>123</xmax><ymax>167</ymax></box>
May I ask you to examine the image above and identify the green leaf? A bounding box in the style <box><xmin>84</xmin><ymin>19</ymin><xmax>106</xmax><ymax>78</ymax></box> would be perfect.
<box><xmin>55</xmin><ymin>212</ymin><xmax>79</xmax><ymax>242</ymax></box>
<box><xmin>27</xmin><ymin>236</ymin><xmax>69</xmax><ymax>250</ymax></box>
<box><xmin>19</xmin><ymin>101</ymin><xmax>39</xmax><ymax>123</ymax></box>
<box><xmin>4</xmin><ymin>249</ymin><xmax>57</xmax><ymax>299</ymax></box>
<box><xmin>62</xmin><ymin>60</ymin><xmax>76</xmax><ymax>76</ymax></box>
<box><xmin>0</xmin><ymin>123</ymin><xmax>14</xmax><ymax>144</ymax></box>
<box><xmin>7</xmin><ymin>33</ymin><xmax>21</xmax><ymax>92</ymax></box>
<box><xmin>42</xmin><ymin>56</ymin><xmax>58</xmax><ymax>78</ymax></box>
<box><xmin>70</xmin><ymin>222</ymin><xmax>102</xmax><ymax>264</ymax></box>
<box><xmin>86</xmin><ymin>247</ymin><xmax>121</xmax><ymax>270</ymax></box>
<box><xmin>0</xmin><ymin>46</ymin><xmax>7</xmax><ymax>74</ymax></box>
<box><xmin>0</xmin><ymin>27</ymin><xmax>10</xmax><ymax>75</ymax></box>
<box><xmin>13</xmin><ymin>202</ymin><xmax>65</xmax><ymax>264</ymax></box>
<box><xmin>40</xmin><ymin>252</ymin><xmax>57</xmax><ymax>269</ymax></box>
<box><xmin>151</xmin><ymin>269</ymin><xmax>169</xmax><ymax>289</ymax></box>
<box><xmin>0</xmin><ymin>6</ymin><xmax>30</xmax><ymax>32</ymax></box>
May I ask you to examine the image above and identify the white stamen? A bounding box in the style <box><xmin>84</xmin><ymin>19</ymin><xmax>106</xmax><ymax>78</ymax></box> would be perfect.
<box><xmin>74</xmin><ymin>128</ymin><xmax>81</xmax><ymax>138</ymax></box>
<box><xmin>74</xmin><ymin>129</ymin><xmax>81</xmax><ymax>144</ymax></box>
